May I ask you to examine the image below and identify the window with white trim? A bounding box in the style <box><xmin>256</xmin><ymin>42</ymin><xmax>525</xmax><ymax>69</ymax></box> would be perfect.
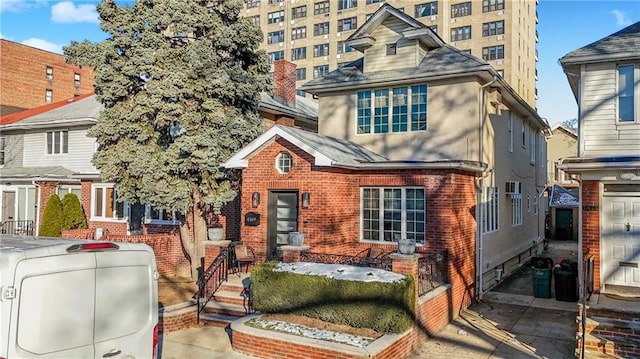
<box><xmin>530</xmin><ymin>129</ymin><xmax>536</xmax><ymax>164</ymax></box>
<box><xmin>508</xmin><ymin>112</ymin><xmax>513</xmax><ymax>152</ymax></box>
<box><xmin>45</xmin><ymin>89</ymin><xmax>53</xmax><ymax>103</ymax></box>
<box><xmin>91</xmin><ymin>184</ymin><xmax>127</xmax><ymax>220</ymax></box>
<box><xmin>618</xmin><ymin>64</ymin><xmax>638</xmax><ymax>122</ymax></box>
<box><xmin>482</xmin><ymin>186</ymin><xmax>499</xmax><ymax>233</ymax></box>
<box><xmin>147</xmin><ymin>206</ymin><xmax>177</xmax><ymax>223</ymax></box>
<box><xmin>276</xmin><ymin>151</ymin><xmax>293</xmax><ymax>173</ymax></box>
<box><xmin>356</xmin><ymin>85</ymin><xmax>427</xmax><ymax>135</ymax></box>
<box><xmin>58</xmin><ymin>185</ymin><xmax>82</xmax><ymax>202</ymax></box>
<box><xmin>361</xmin><ymin>187</ymin><xmax>425</xmax><ymax>245</ymax></box>
<box><xmin>267</xmin><ymin>10</ymin><xmax>284</xmax><ymax>24</ymax></box>
<box><xmin>451</xmin><ymin>2</ymin><xmax>471</xmax><ymax>18</ymax></box>
<box><xmin>46</xmin><ymin>130</ymin><xmax>68</xmax><ymax>154</ymax></box>
<box><xmin>46</xmin><ymin>66</ymin><xmax>53</xmax><ymax>81</ymax></box>
<box><xmin>511</xmin><ymin>194</ymin><xmax>522</xmax><ymax>226</ymax></box>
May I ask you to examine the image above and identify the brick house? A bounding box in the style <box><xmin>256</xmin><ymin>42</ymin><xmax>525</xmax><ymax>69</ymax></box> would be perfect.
<box><xmin>0</xmin><ymin>40</ymin><xmax>95</xmax><ymax>116</ymax></box>
<box><xmin>0</xmin><ymin>60</ymin><xmax>316</xmax><ymax>239</ymax></box>
<box><xmin>224</xmin><ymin>4</ymin><xmax>550</xmax><ymax>309</ymax></box>
<box><xmin>559</xmin><ymin>21</ymin><xmax>640</xmax><ymax>358</ymax></box>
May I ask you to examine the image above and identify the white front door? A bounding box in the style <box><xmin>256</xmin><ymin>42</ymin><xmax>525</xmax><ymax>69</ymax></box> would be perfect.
<box><xmin>602</xmin><ymin>190</ymin><xmax>640</xmax><ymax>289</ymax></box>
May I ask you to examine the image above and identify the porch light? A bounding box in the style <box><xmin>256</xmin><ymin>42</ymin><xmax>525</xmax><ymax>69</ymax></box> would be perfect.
<box><xmin>252</xmin><ymin>192</ymin><xmax>260</xmax><ymax>208</ymax></box>
<box><xmin>302</xmin><ymin>192</ymin><xmax>310</xmax><ymax>209</ymax></box>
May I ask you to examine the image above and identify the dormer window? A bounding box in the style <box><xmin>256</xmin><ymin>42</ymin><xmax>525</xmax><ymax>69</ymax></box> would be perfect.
<box><xmin>386</xmin><ymin>43</ymin><xmax>397</xmax><ymax>56</ymax></box>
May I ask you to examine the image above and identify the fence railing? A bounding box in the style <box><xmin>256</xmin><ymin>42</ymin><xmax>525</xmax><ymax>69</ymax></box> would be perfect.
<box><xmin>1</xmin><ymin>220</ymin><xmax>35</xmax><ymax>236</ymax></box>
<box><xmin>418</xmin><ymin>249</ymin><xmax>448</xmax><ymax>296</ymax></box>
<box><xmin>300</xmin><ymin>251</ymin><xmax>392</xmax><ymax>271</ymax></box>
<box><xmin>193</xmin><ymin>246</ymin><xmax>231</xmax><ymax>323</ymax></box>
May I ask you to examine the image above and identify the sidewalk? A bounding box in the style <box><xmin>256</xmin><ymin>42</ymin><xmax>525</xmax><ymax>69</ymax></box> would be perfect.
<box><xmin>159</xmin><ymin>326</ymin><xmax>254</xmax><ymax>359</ymax></box>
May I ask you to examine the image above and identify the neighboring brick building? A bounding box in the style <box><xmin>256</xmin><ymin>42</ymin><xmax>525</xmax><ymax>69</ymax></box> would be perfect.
<box><xmin>0</xmin><ymin>39</ymin><xmax>95</xmax><ymax>115</ymax></box>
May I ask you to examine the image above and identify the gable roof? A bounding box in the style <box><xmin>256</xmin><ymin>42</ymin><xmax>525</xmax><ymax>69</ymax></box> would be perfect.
<box><xmin>1</xmin><ymin>94</ymin><xmax>101</xmax><ymax>130</ymax></box>
<box><xmin>346</xmin><ymin>4</ymin><xmax>444</xmax><ymax>52</ymax></box>
<box><xmin>551</xmin><ymin>123</ymin><xmax>577</xmax><ymax>138</ymax></box>
<box><xmin>0</xmin><ymin>93</ymin><xmax>96</xmax><ymax>126</ymax></box>
<box><xmin>560</xmin><ymin>21</ymin><xmax>640</xmax><ymax>100</ymax></box>
<box><xmin>259</xmin><ymin>93</ymin><xmax>318</xmax><ymax>123</ymax></box>
<box><xmin>224</xmin><ymin>125</ymin><xmax>487</xmax><ymax>173</ymax></box>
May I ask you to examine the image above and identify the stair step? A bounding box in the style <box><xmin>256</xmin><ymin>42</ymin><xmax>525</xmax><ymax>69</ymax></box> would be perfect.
<box><xmin>213</xmin><ymin>290</ymin><xmax>251</xmax><ymax>306</ymax></box>
<box><xmin>203</xmin><ymin>300</ymin><xmax>250</xmax><ymax>317</ymax></box>
<box><xmin>199</xmin><ymin>312</ymin><xmax>242</xmax><ymax>328</ymax></box>
<box><xmin>580</xmin><ymin>349</ymin><xmax>623</xmax><ymax>359</ymax></box>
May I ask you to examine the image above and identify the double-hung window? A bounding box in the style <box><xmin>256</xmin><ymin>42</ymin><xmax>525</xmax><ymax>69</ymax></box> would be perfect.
<box><xmin>267</xmin><ymin>30</ymin><xmax>284</xmax><ymax>44</ymax></box>
<box><xmin>529</xmin><ymin>130</ymin><xmax>536</xmax><ymax>164</ymax></box>
<box><xmin>482</xmin><ymin>45</ymin><xmax>504</xmax><ymax>61</ymax></box>
<box><xmin>483</xmin><ymin>0</ymin><xmax>505</xmax><ymax>12</ymax></box>
<box><xmin>291</xmin><ymin>26</ymin><xmax>306</xmax><ymax>40</ymax></box>
<box><xmin>450</xmin><ymin>26</ymin><xmax>471</xmax><ymax>41</ymax></box>
<box><xmin>267</xmin><ymin>10</ymin><xmax>284</xmax><ymax>24</ymax></box>
<box><xmin>268</xmin><ymin>51</ymin><xmax>284</xmax><ymax>64</ymax></box>
<box><xmin>291</xmin><ymin>5</ymin><xmax>306</xmax><ymax>19</ymax></box>
<box><xmin>314</xmin><ymin>22</ymin><xmax>329</xmax><ymax>36</ymax></box>
<box><xmin>482</xmin><ymin>21</ymin><xmax>504</xmax><ymax>37</ymax></box>
<box><xmin>74</xmin><ymin>73</ymin><xmax>81</xmax><ymax>87</ymax></box>
<box><xmin>246</xmin><ymin>0</ymin><xmax>260</xmax><ymax>9</ymax></box>
<box><xmin>361</xmin><ymin>187</ymin><xmax>425</xmax><ymax>245</ymax></box>
<box><xmin>291</xmin><ymin>47</ymin><xmax>306</xmax><ymax>61</ymax></box>
<box><xmin>296</xmin><ymin>68</ymin><xmax>306</xmax><ymax>81</ymax></box>
<box><xmin>414</xmin><ymin>2</ymin><xmax>438</xmax><ymax>18</ymax></box>
<box><xmin>92</xmin><ymin>184</ymin><xmax>126</xmax><ymax>220</ymax></box>
<box><xmin>511</xmin><ymin>195</ymin><xmax>522</xmax><ymax>226</ymax></box>
<box><xmin>148</xmin><ymin>206</ymin><xmax>177</xmax><ymax>223</ymax></box>
<box><xmin>46</xmin><ymin>66</ymin><xmax>53</xmax><ymax>81</ymax></box>
<box><xmin>482</xmin><ymin>187</ymin><xmax>499</xmax><ymax>233</ymax></box>
<box><xmin>338</xmin><ymin>0</ymin><xmax>357</xmax><ymax>10</ymax></box>
<box><xmin>46</xmin><ymin>130</ymin><xmax>68</xmax><ymax>154</ymax></box>
<box><xmin>314</xmin><ymin>1</ymin><xmax>330</xmax><ymax>15</ymax></box>
<box><xmin>337</xmin><ymin>41</ymin><xmax>354</xmax><ymax>54</ymax></box>
<box><xmin>45</xmin><ymin>89</ymin><xmax>53</xmax><ymax>103</ymax></box>
<box><xmin>618</xmin><ymin>64</ymin><xmax>638</xmax><ymax>122</ymax></box>
<box><xmin>451</xmin><ymin>2</ymin><xmax>471</xmax><ymax>18</ymax></box>
<box><xmin>337</xmin><ymin>17</ymin><xmax>357</xmax><ymax>32</ymax></box>
<box><xmin>313</xmin><ymin>44</ymin><xmax>329</xmax><ymax>57</ymax></box>
<box><xmin>357</xmin><ymin>85</ymin><xmax>427</xmax><ymax>134</ymax></box>
<box><xmin>313</xmin><ymin>65</ymin><xmax>329</xmax><ymax>79</ymax></box>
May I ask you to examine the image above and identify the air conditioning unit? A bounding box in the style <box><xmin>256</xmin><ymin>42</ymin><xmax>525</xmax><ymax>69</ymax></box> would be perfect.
<box><xmin>496</xmin><ymin>59</ymin><xmax>504</xmax><ymax>65</ymax></box>
<box><xmin>450</xmin><ymin>18</ymin><xmax>457</xmax><ymax>23</ymax></box>
<box><xmin>431</xmin><ymin>15</ymin><xmax>437</xmax><ymax>21</ymax></box>
<box><xmin>497</xmin><ymin>34</ymin><xmax>504</xmax><ymax>40</ymax></box>
<box><xmin>505</xmin><ymin>181</ymin><xmax>521</xmax><ymax>194</ymax></box>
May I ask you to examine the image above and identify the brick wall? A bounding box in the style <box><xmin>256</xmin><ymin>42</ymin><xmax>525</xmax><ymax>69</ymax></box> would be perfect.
<box><xmin>578</xmin><ymin>305</ymin><xmax>640</xmax><ymax>358</ymax></box>
<box><xmin>0</xmin><ymin>39</ymin><xmax>95</xmax><ymax>115</ymax></box>
<box><xmin>37</xmin><ymin>181</ymin><xmax>60</xmax><ymax>232</ymax></box>
<box><xmin>581</xmin><ymin>180</ymin><xmax>601</xmax><ymax>291</ymax></box>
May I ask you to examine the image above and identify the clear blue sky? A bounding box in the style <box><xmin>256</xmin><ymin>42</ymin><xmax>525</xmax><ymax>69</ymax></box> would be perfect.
<box><xmin>1</xmin><ymin>0</ymin><xmax>639</xmax><ymax>126</ymax></box>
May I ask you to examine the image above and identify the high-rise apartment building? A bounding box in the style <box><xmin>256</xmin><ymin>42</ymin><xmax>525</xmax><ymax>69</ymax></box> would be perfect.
<box><xmin>244</xmin><ymin>0</ymin><xmax>538</xmax><ymax>106</ymax></box>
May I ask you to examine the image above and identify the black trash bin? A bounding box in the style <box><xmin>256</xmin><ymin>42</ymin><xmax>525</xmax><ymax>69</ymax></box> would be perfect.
<box><xmin>554</xmin><ymin>259</ymin><xmax>578</xmax><ymax>302</ymax></box>
<box><xmin>531</xmin><ymin>257</ymin><xmax>553</xmax><ymax>298</ymax></box>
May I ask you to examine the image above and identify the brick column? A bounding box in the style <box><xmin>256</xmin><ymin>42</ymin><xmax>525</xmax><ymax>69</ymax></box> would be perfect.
<box><xmin>281</xmin><ymin>245</ymin><xmax>310</xmax><ymax>263</ymax></box>
<box><xmin>391</xmin><ymin>253</ymin><xmax>420</xmax><ymax>304</ymax></box>
<box><xmin>204</xmin><ymin>240</ymin><xmax>232</xmax><ymax>268</ymax></box>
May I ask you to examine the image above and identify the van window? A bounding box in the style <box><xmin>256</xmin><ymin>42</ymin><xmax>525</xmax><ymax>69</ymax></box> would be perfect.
<box><xmin>18</xmin><ymin>270</ymin><xmax>95</xmax><ymax>354</ymax></box>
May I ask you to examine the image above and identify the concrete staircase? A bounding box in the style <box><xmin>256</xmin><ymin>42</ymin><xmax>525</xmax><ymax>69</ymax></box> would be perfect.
<box><xmin>578</xmin><ymin>309</ymin><xmax>640</xmax><ymax>358</ymax></box>
<box><xmin>199</xmin><ymin>272</ymin><xmax>253</xmax><ymax>328</ymax></box>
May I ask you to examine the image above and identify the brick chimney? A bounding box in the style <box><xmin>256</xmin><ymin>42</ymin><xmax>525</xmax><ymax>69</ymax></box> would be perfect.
<box><xmin>273</xmin><ymin>60</ymin><xmax>297</xmax><ymax>108</ymax></box>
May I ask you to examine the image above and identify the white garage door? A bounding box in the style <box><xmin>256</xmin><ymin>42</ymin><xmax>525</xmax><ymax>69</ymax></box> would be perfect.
<box><xmin>601</xmin><ymin>184</ymin><xmax>640</xmax><ymax>290</ymax></box>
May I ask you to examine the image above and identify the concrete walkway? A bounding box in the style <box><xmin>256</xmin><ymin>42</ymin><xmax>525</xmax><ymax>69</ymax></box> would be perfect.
<box><xmin>159</xmin><ymin>326</ymin><xmax>254</xmax><ymax>359</ymax></box>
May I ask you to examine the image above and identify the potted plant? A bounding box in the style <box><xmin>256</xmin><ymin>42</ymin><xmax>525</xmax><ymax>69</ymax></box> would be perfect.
<box><xmin>397</xmin><ymin>238</ymin><xmax>416</xmax><ymax>255</ymax></box>
<box><xmin>288</xmin><ymin>232</ymin><xmax>305</xmax><ymax>246</ymax></box>
<box><xmin>207</xmin><ymin>225</ymin><xmax>224</xmax><ymax>241</ymax></box>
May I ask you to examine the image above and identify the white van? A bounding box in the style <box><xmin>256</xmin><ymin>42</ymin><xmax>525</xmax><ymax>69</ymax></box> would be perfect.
<box><xmin>0</xmin><ymin>235</ymin><xmax>159</xmax><ymax>359</ymax></box>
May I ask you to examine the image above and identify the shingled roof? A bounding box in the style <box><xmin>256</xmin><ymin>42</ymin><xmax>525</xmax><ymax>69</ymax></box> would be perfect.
<box><xmin>560</xmin><ymin>21</ymin><xmax>640</xmax><ymax>65</ymax></box>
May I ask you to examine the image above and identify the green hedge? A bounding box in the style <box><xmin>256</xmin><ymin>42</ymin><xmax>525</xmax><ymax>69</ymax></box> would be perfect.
<box><xmin>61</xmin><ymin>193</ymin><xmax>88</xmax><ymax>230</ymax></box>
<box><xmin>39</xmin><ymin>194</ymin><xmax>63</xmax><ymax>237</ymax></box>
<box><xmin>251</xmin><ymin>262</ymin><xmax>415</xmax><ymax>333</ymax></box>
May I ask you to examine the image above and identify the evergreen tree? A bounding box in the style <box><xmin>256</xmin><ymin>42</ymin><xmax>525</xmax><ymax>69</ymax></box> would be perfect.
<box><xmin>61</xmin><ymin>193</ymin><xmax>88</xmax><ymax>230</ymax></box>
<box><xmin>40</xmin><ymin>194</ymin><xmax>64</xmax><ymax>237</ymax></box>
<box><xmin>65</xmin><ymin>0</ymin><xmax>271</xmax><ymax>277</ymax></box>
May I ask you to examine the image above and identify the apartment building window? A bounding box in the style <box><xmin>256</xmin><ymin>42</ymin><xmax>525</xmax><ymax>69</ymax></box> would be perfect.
<box><xmin>482</xmin><ymin>45</ymin><xmax>504</xmax><ymax>60</ymax></box>
<box><xmin>521</xmin><ymin>122</ymin><xmax>526</xmax><ymax>148</ymax></box>
<box><xmin>482</xmin><ymin>187</ymin><xmax>499</xmax><ymax>233</ymax></box>
<box><xmin>366</xmin><ymin>0</ymin><xmax>384</xmax><ymax>4</ymax></box>
<box><xmin>74</xmin><ymin>73</ymin><xmax>81</xmax><ymax>87</ymax></box>
<box><xmin>512</xmin><ymin>195</ymin><xmax>522</xmax><ymax>226</ymax></box>
<box><xmin>337</xmin><ymin>17</ymin><xmax>357</xmax><ymax>32</ymax></box>
<box><xmin>618</xmin><ymin>64</ymin><xmax>638</xmax><ymax>122</ymax></box>
<box><xmin>508</xmin><ymin>112</ymin><xmax>513</xmax><ymax>152</ymax></box>
<box><xmin>450</xmin><ymin>26</ymin><xmax>471</xmax><ymax>41</ymax></box>
<box><xmin>483</xmin><ymin>0</ymin><xmax>505</xmax><ymax>13</ymax></box>
<box><xmin>357</xmin><ymin>85</ymin><xmax>427</xmax><ymax>134</ymax></box>
<box><xmin>314</xmin><ymin>22</ymin><xmax>330</xmax><ymax>36</ymax></box>
<box><xmin>267</xmin><ymin>30</ymin><xmax>285</xmax><ymax>44</ymax></box>
<box><xmin>250</xmin><ymin>15</ymin><xmax>260</xmax><ymax>26</ymax></box>
<box><xmin>45</xmin><ymin>89</ymin><xmax>53</xmax><ymax>103</ymax></box>
<box><xmin>291</xmin><ymin>47</ymin><xmax>306</xmax><ymax>61</ymax></box>
<box><xmin>361</xmin><ymin>187</ymin><xmax>425</xmax><ymax>245</ymax></box>
<box><xmin>291</xmin><ymin>26</ymin><xmax>306</xmax><ymax>40</ymax></box>
<box><xmin>46</xmin><ymin>130</ymin><xmax>68</xmax><ymax>154</ymax></box>
<box><xmin>267</xmin><ymin>10</ymin><xmax>284</xmax><ymax>24</ymax></box>
<box><xmin>268</xmin><ymin>51</ymin><xmax>285</xmax><ymax>64</ymax></box>
<box><xmin>483</xmin><ymin>20</ymin><xmax>504</xmax><ymax>36</ymax></box>
<box><xmin>314</xmin><ymin>1</ymin><xmax>330</xmax><ymax>15</ymax></box>
<box><xmin>291</xmin><ymin>5</ymin><xmax>307</xmax><ymax>19</ymax></box>
<box><xmin>296</xmin><ymin>68</ymin><xmax>307</xmax><ymax>81</ymax></box>
<box><xmin>92</xmin><ymin>184</ymin><xmax>126</xmax><ymax>220</ymax></box>
<box><xmin>415</xmin><ymin>2</ymin><xmax>438</xmax><ymax>18</ymax></box>
<box><xmin>313</xmin><ymin>65</ymin><xmax>329</xmax><ymax>79</ymax></box>
<box><xmin>451</xmin><ymin>2</ymin><xmax>472</xmax><ymax>18</ymax></box>
<box><xmin>0</xmin><ymin>137</ymin><xmax>4</xmax><ymax>166</ymax></box>
<box><xmin>268</xmin><ymin>0</ymin><xmax>279</xmax><ymax>4</ymax></box>
<box><xmin>246</xmin><ymin>0</ymin><xmax>260</xmax><ymax>8</ymax></box>
<box><xmin>337</xmin><ymin>41</ymin><xmax>355</xmax><ymax>54</ymax></box>
<box><xmin>46</xmin><ymin>66</ymin><xmax>53</xmax><ymax>81</ymax></box>
<box><xmin>313</xmin><ymin>43</ymin><xmax>329</xmax><ymax>57</ymax></box>
<box><xmin>338</xmin><ymin>0</ymin><xmax>357</xmax><ymax>10</ymax></box>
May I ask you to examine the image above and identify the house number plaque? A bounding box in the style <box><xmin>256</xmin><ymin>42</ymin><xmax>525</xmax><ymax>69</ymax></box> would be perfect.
<box><xmin>583</xmin><ymin>205</ymin><xmax>598</xmax><ymax>211</ymax></box>
<box><xmin>245</xmin><ymin>212</ymin><xmax>260</xmax><ymax>226</ymax></box>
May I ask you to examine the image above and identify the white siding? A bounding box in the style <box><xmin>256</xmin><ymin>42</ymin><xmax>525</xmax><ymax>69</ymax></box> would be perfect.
<box><xmin>23</xmin><ymin>127</ymin><xmax>97</xmax><ymax>173</ymax></box>
<box><xmin>2</xmin><ymin>134</ymin><xmax>24</xmax><ymax>168</ymax></box>
<box><xmin>363</xmin><ymin>17</ymin><xmax>420</xmax><ymax>73</ymax></box>
<box><xmin>581</xmin><ymin>63</ymin><xmax>640</xmax><ymax>156</ymax></box>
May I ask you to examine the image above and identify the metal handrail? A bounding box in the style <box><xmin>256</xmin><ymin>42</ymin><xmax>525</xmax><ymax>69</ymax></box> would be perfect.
<box><xmin>194</xmin><ymin>246</ymin><xmax>231</xmax><ymax>323</ymax></box>
<box><xmin>1</xmin><ymin>220</ymin><xmax>35</xmax><ymax>236</ymax></box>
<box><xmin>418</xmin><ymin>250</ymin><xmax>448</xmax><ymax>296</ymax></box>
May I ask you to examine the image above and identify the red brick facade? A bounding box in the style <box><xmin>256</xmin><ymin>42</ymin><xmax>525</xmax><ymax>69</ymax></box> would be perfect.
<box><xmin>0</xmin><ymin>40</ymin><xmax>95</xmax><ymax>115</ymax></box>
<box><xmin>581</xmin><ymin>180</ymin><xmax>601</xmax><ymax>292</ymax></box>
<box><xmin>238</xmin><ymin>136</ymin><xmax>477</xmax><ymax>318</ymax></box>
